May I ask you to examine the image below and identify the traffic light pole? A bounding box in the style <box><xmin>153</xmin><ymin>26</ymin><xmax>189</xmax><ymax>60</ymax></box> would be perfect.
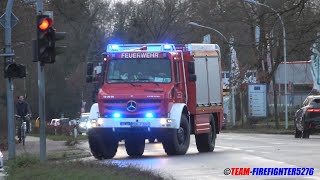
<box><xmin>36</xmin><ymin>0</ymin><xmax>47</xmax><ymax>162</ymax></box>
<box><xmin>4</xmin><ymin>0</ymin><xmax>16</xmax><ymax>160</ymax></box>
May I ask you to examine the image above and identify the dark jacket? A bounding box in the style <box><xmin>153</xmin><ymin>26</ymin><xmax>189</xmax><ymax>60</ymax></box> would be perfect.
<box><xmin>16</xmin><ymin>101</ymin><xmax>31</xmax><ymax>117</ymax></box>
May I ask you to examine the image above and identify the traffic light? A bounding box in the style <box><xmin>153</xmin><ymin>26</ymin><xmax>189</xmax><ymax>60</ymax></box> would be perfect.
<box><xmin>36</xmin><ymin>14</ymin><xmax>66</xmax><ymax>64</ymax></box>
<box><xmin>5</xmin><ymin>63</ymin><xmax>26</xmax><ymax>78</ymax></box>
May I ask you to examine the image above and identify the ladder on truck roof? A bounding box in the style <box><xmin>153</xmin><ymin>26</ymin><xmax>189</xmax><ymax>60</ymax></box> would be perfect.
<box><xmin>106</xmin><ymin>43</ymin><xmax>176</xmax><ymax>52</ymax></box>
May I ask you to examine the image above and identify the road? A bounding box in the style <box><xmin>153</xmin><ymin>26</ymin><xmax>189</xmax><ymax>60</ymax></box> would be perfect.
<box><xmin>80</xmin><ymin>133</ymin><xmax>320</xmax><ymax>180</ymax></box>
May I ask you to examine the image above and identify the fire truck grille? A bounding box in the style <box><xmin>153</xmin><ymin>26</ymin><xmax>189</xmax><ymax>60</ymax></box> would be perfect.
<box><xmin>105</xmin><ymin>105</ymin><xmax>159</xmax><ymax>111</ymax></box>
<box><xmin>103</xmin><ymin>99</ymin><xmax>161</xmax><ymax>104</ymax></box>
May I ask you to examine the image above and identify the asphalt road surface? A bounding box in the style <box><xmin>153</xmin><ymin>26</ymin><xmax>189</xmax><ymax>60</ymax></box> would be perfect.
<box><xmin>80</xmin><ymin>133</ymin><xmax>320</xmax><ymax>180</ymax></box>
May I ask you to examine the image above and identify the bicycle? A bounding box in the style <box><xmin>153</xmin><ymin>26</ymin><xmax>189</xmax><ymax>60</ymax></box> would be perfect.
<box><xmin>15</xmin><ymin>114</ymin><xmax>31</xmax><ymax>146</ymax></box>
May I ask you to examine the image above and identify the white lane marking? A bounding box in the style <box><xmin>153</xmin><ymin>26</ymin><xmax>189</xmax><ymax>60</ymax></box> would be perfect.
<box><xmin>245</xmin><ymin>150</ymin><xmax>255</xmax><ymax>153</ymax></box>
<box><xmin>261</xmin><ymin>151</ymin><xmax>271</xmax><ymax>154</ymax></box>
<box><xmin>236</xmin><ymin>146</ymin><xmax>273</xmax><ymax>149</ymax></box>
<box><xmin>271</xmin><ymin>142</ymin><xmax>285</xmax><ymax>145</ymax></box>
<box><xmin>216</xmin><ymin>145</ymin><xmax>272</xmax><ymax>150</ymax></box>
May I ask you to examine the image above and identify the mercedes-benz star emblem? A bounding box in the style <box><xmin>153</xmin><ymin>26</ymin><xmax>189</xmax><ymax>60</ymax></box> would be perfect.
<box><xmin>126</xmin><ymin>100</ymin><xmax>137</xmax><ymax>112</ymax></box>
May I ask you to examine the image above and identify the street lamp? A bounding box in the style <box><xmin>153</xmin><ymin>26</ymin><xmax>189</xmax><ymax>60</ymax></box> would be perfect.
<box><xmin>244</xmin><ymin>0</ymin><xmax>288</xmax><ymax>129</ymax></box>
<box><xmin>188</xmin><ymin>22</ymin><xmax>236</xmax><ymax>127</ymax></box>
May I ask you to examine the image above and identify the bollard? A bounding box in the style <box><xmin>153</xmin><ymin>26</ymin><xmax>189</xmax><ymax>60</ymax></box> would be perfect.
<box><xmin>73</xmin><ymin>127</ymin><xmax>78</xmax><ymax>139</ymax></box>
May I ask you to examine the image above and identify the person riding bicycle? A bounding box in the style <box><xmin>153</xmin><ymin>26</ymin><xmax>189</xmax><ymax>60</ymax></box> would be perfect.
<box><xmin>15</xmin><ymin>95</ymin><xmax>32</xmax><ymax>143</ymax></box>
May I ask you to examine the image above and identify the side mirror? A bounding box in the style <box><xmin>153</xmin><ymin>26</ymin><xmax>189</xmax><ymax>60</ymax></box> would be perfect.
<box><xmin>87</xmin><ymin>62</ymin><xmax>94</xmax><ymax>76</ymax></box>
<box><xmin>188</xmin><ymin>61</ymin><xmax>195</xmax><ymax>74</ymax></box>
<box><xmin>189</xmin><ymin>74</ymin><xmax>197</xmax><ymax>82</ymax></box>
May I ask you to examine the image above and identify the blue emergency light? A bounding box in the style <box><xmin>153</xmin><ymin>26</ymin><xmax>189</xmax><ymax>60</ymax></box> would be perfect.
<box><xmin>163</xmin><ymin>44</ymin><xmax>172</xmax><ymax>50</ymax></box>
<box><xmin>112</xmin><ymin>113</ymin><xmax>121</xmax><ymax>118</ymax></box>
<box><xmin>107</xmin><ymin>44</ymin><xmax>176</xmax><ymax>52</ymax></box>
<box><xmin>145</xmin><ymin>112</ymin><xmax>154</xmax><ymax>118</ymax></box>
<box><xmin>111</xmin><ymin>45</ymin><xmax>119</xmax><ymax>51</ymax></box>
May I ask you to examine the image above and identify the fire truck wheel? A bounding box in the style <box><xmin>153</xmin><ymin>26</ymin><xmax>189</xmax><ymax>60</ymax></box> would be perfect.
<box><xmin>88</xmin><ymin>130</ymin><xmax>104</xmax><ymax>160</ymax></box>
<box><xmin>101</xmin><ymin>138</ymin><xmax>118</xmax><ymax>159</ymax></box>
<box><xmin>162</xmin><ymin>114</ymin><xmax>190</xmax><ymax>155</ymax></box>
<box><xmin>125</xmin><ymin>137</ymin><xmax>145</xmax><ymax>156</ymax></box>
<box><xmin>195</xmin><ymin>114</ymin><xmax>216</xmax><ymax>152</ymax></box>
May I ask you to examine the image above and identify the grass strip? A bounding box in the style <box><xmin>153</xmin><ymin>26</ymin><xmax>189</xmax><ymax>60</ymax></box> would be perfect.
<box><xmin>5</xmin><ymin>153</ymin><xmax>166</xmax><ymax>180</ymax></box>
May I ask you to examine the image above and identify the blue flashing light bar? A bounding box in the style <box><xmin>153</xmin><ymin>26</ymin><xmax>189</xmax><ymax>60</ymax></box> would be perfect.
<box><xmin>163</xmin><ymin>44</ymin><xmax>172</xmax><ymax>50</ymax></box>
<box><xmin>106</xmin><ymin>44</ymin><xmax>176</xmax><ymax>52</ymax></box>
<box><xmin>111</xmin><ymin>45</ymin><xmax>119</xmax><ymax>51</ymax></box>
<box><xmin>145</xmin><ymin>113</ymin><xmax>154</xmax><ymax>118</ymax></box>
<box><xmin>112</xmin><ymin>113</ymin><xmax>121</xmax><ymax>118</ymax></box>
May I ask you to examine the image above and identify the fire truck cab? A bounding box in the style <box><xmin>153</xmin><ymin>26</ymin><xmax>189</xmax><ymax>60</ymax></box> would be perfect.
<box><xmin>87</xmin><ymin>43</ymin><xmax>224</xmax><ymax>159</ymax></box>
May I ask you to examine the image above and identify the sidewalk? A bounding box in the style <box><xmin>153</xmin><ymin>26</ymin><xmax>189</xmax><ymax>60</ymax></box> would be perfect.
<box><xmin>2</xmin><ymin>136</ymin><xmax>71</xmax><ymax>161</ymax></box>
<box><xmin>0</xmin><ymin>136</ymin><xmax>73</xmax><ymax>180</ymax></box>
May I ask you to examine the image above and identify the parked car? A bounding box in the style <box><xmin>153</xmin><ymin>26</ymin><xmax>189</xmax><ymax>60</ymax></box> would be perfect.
<box><xmin>294</xmin><ymin>95</ymin><xmax>320</xmax><ymax>138</ymax></box>
<box><xmin>0</xmin><ymin>150</ymin><xmax>3</xmax><ymax>169</ymax></box>
<box><xmin>78</xmin><ymin>113</ymin><xmax>90</xmax><ymax>135</ymax></box>
<box><xmin>50</xmin><ymin>119</ymin><xmax>60</xmax><ymax>126</ymax></box>
<box><xmin>69</xmin><ymin>119</ymin><xmax>78</xmax><ymax>126</ymax></box>
<box><xmin>50</xmin><ymin>118</ymin><xmax>71</xmax><ymax>126</ymax></box>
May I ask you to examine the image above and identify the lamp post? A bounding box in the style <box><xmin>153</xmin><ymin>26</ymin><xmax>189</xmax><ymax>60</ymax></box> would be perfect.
<box><xmin>244</xmin><ymin>0</ymin><xmax>288</xmax><ymax>129</ymax></box>
<box><xmin>188</xmin><ymin>22</ymin><xmax>236</xmax><ymax>127</ymax></box>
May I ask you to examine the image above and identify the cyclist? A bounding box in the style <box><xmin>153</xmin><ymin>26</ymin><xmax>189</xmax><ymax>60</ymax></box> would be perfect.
<box><xmin>15</xmin><ymin>95</ymin><xmax>32</xmax><ymax>143</ymax></box>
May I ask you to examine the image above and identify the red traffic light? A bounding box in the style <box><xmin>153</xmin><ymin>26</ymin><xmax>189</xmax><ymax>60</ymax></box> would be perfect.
<box><xmin>38</xmin><ymin>18</ymin><xmax>53</xmax><ymax>30</ymax></box>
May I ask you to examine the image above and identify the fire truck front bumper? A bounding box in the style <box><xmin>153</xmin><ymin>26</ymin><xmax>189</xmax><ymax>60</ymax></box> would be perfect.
<box><xmin>91</xmin><ymin>117</ymin><xmax>178</xmax><ymax>130</ymax></box>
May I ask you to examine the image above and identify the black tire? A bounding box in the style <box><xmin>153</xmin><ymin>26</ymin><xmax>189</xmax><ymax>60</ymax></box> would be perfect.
<box><xmin>302</xmin><ymin>130</ymin><xmax>310</xmax><ymax>139</ymax></box>
<box><xmin>125</xmin><ymin>137</ymin><xmax>145</xmax><ymax>157</ymax></box>
<box><xmin>162</xmin><ymin>114</ymin><xmax>190</xmax><ymax>155</ymax></box>
<box><xmin>195</xmin><ymin>114</ymin><xmax>216</xmax><ymax>152</ymax></box>
<box><xmin>88</xmin><ymin>130</ymin><xmax>118</xmax><ymax>160</ymax></box>
<box><xmin>88</xmin><ymin>131</ymin><xmax>104</xmax><ymax>160</ymax></box>
<box><xmin>101</xmin><ymin>139</ymin><xmax>118</xmax><ymax>159</ymax></box>
<box><xmin>294</xmin><ymin>127</ymin><xmax>302</xmax><ymax>138</ymax></box>
<box><xmin>301</xmin><ymin>117</ymin><xmax>310</xmax><ymax>139</ymax></box>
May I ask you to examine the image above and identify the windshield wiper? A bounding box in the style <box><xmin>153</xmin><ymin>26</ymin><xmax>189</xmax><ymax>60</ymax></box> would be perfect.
<box><xmin>108</xmin><ymin>78</ymin><xmax>136</xmax><ymax>87</ymax></box>
<box><xmin>144</xmin><ymin>89</ymin><xmax>163</xmax><ymax>92</ymax></box>
<box><xmin>136</xmin><ymin>79</ymin><xmax>160</xmax><ymax>86</ymax></box>
<box><xmin>108</xmin><ymin>78</ymin><xmax>125</xmax><ymax>81</ymax></box>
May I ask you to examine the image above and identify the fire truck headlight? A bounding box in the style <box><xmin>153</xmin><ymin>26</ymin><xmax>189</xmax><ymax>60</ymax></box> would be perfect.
<box><xmin>160</xmin><ymin>118</ymin><xmax>172</xmax><ymax>125</ymax></box>
<box><xmin>97</xmin><ymin>119</ymin><xmax>104</xmax><ymax>125</ymax></box>
<box><xmin>112</xmin><ymin>113</ymin><xmax>121</xmax><ymax>118</ymax></box>
<box><xmin>145</xmin><ymin>113</ymin><xmax>154</xmax><ymax>118</ymax></box>
<box><xmin>160</xmin><ymin>118</ymin><xmax>167</xmax><ymax>125</ymax></box>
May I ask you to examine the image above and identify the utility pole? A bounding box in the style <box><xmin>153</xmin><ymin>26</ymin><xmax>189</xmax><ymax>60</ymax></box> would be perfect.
<box><xmin>4</xmin><ymin>0</ymin><xmax>15</xmax><ymax>160</ymax></box>
<box><xmin>36</xmin><ymin>0</ymin><xmax>46</xmax><ymax>162</ymax></box>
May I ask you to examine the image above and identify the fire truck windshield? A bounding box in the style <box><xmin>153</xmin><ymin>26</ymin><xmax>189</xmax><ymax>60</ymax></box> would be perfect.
<box><xmin>106</xmin><ymin>58</ymin><xmax>172</xmax><ymax>83</ymax></box>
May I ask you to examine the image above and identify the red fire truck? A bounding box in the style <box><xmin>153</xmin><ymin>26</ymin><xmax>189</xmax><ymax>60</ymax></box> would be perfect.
<box><xmin>86</xmin><ymin>43</ymin><xmax>224</xmax><ymax>159</ymax></box>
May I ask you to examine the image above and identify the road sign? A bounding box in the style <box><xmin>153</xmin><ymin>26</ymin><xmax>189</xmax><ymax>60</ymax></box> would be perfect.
<box><xmin>0</xmin><ymin>12</ymin><xmax>19</xmax><ymax>28</ymax></box>
<box><xmin>203</xmin><ymin>34</ymin><xmax>211</xmax><ymax>44</ymax></box>
<box><xmin>248</xmin><ymin>84</ymin><xmax>267</xmax><ymax>118</ymax></box>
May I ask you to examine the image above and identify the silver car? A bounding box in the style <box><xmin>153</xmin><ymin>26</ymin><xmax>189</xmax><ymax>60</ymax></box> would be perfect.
<box><xmin>78</xmin><ymin>114</ymin><xmax>90</xmax><ymax>134</ymax></box>
<box><xmin>0</xmin><ymin>150</ymin><xmax>3</xmax><ymax>169</ymax></box>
